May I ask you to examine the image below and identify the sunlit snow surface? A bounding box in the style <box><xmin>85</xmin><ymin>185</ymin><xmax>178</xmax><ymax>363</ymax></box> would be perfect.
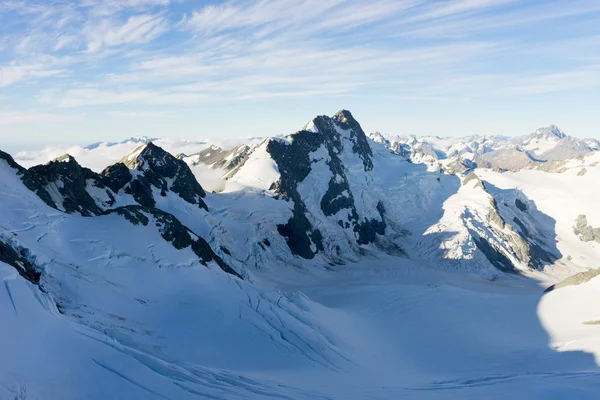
<box><xmin>2</xmin><ymin>139</ymin><xmax>600</xmax><ymax>399</ymax></box>
<box><xmin>3</xmin><ymin>255</ymin><xmax>600</xmax><ymax>399</ymax></box>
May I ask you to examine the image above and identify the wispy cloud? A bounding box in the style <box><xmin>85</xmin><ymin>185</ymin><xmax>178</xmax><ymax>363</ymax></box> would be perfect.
<box><xmin>0</xmin><ymin>63</ymin><xmax>67</xmax><ymax>87</ymax></box>
<box><xmin>402</xmin><ymin>0</ymin><xmax>518</xmax><ymax>23</ymax></box>
<box><xmin>398</xmin><ymin>0</ymin><xmax>600</xmax><ymax>38</ymax></box>
<box><xmin>82</xmin><ymin>0</ymin><xmax>171</xmax><ymax>16</ymax></box>
<box><xmin>1</xmin><ymin>0</ymin><xmax>600</xmax><ymax>137</ymax></box>
<box><xmin>84</xmin><ymin>13</ymin><xmax>169</xmax><ymax>52</ymax></box>
<box><xmin>183</xmin><ymin>0</ymin><xmax>412</xmax><ymax>37</ymax></box>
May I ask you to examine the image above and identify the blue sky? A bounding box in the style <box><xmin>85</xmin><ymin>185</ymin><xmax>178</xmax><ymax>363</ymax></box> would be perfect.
<box><xmin>1</xmin><ymin>0</ymin><xmax>599</xmax><ymax>150</ymax></box>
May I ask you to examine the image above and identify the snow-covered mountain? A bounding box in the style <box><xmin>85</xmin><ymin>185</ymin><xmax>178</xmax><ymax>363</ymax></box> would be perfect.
<box><xmin>85</xmin><ymin>135</ymin><xmax>159</xmax><ymax>150</ymax></box>
<box><xmin>2</xmin><ymin>111</ymin><xmax>600</xmax><ymax>399</ymax></box>
<box><xmin>516</xmin><ymin>125</ymin><xmax>566</xmax><ymax>155</ymax></box>
<box><xmin>372</xmin><ymin>125</ymin><xmax>598</xmax><ymax>173</ymax></box>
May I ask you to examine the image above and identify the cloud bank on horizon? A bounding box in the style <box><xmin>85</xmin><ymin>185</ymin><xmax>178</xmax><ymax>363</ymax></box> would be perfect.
<box><xmin>1</xmin><ymin>0</ymin><xmax>599</xmax><ymax>146</ymax></box>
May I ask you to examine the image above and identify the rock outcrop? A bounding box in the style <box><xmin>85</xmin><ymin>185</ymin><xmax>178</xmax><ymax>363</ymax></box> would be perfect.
<box><xmin>573</xmin><ymin>215</ymin><xmax>600</xmax><ymax>243</ymax></box>
<box><xmin>266</xmin><ymin>110</ymin><xmax>386</xmax><ymax>259</ymax></box>
<box><xmin>107</xmin><ymin>206</ymin><xmax>242</xmax><ymax>278</ymax></box>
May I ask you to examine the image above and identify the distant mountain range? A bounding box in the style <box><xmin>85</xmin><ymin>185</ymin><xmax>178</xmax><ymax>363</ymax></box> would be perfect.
<box><xmin>5</xmin><ymin>111</ymin><xmax>599</xmax><ymax>277</ymax></box>
<box><xmin>367</xmin><ymin>125</ymin><xmax>600</xmax><ymax>173</ymax></box>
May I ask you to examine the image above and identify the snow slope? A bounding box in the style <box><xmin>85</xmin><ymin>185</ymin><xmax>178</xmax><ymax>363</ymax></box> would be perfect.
<box><xmin>478</xmin><ymin>155</ymin><xmax>600</xmax><ymax>277</ymax></box>
<box><xmin>3</xmin><ymin>111</ymin><xmax>600</xmax><ymax>399</ymax></box>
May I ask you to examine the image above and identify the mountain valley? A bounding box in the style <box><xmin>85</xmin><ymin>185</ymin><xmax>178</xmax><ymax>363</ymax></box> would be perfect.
<box><xmin>2</xmin><ymin>111</ymin><xmax>600</xmax><ymax>399</ymax></box>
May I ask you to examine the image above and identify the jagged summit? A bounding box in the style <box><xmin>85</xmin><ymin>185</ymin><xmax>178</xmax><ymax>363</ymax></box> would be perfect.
<box><xmin>332</xmin><ymin>109</ymin><xmax>356</xmax><ymax>125</ymax></box>
<box><xmin>302</xmin><ymin>109</ymin><xmax>358</xmax><ymax>134</ymax></box>
<box><xmin>120</xmin><ymin>141</ymin><xmax>164</xmax><ymax>169</ymax></box>
<box><xmin>52</xmin><ymin>153</ymin><xmax>76</xmax><ymax>163</ymax></box>
<box><xmin>303</xmin><ymin>110</ymin><xmax>373</xmax><ymax>170</ymax></box>
<box><xmin>117</xmin><ymin>142</ymin><xmax>208</xmax><ymax>210</ymax></box>
<box><xmin>5</xmin><ymin>142</ymin><xmax>210</xmax><ymax>216</ymax></box>
<box><xmin>515</xmin><ymin>125</ymin><xmax>567</xmax><ymax>147</ymax></box>
<box><xmin>531</xmin><ymin>125</ymin><xmax>566</xmax><ymax>140</ymax></box>
<box><xmin>233</xmin><ymin>110</ymin><xmax>385</xmax><ymax>259</ymax></box>
<box><xmin>23</xmin><ymin>153</ymin><xmax>107</xmax><ymax>216</ymax></box>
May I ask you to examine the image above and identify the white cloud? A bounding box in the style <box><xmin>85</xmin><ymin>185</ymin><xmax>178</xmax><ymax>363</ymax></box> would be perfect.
<box><xmin>54</xmin><ymin>35</ymin><xmax>78</xmax><ymax>51</ymax></box>
<box><xmin>183</xmin><ymin>0</ymin><xmax>415</xmax><ymax>38</ymax></box>
<box><xmin>404</xmin><ymin>0</ymin><xmax>518</xmax><ymax>23</ymax></box>
<box><xmin>0</xmin><ymin>64</ymin><xmax>67</xmax><ymax>87</ymax></box>
<box><xmin>84</xmin><ymin>0</ymin><xmax>171</xmax><ymax>16</ymax></box>
<box><xmin>3</xmin><ymin>0</ymin><xmax>600</xmax><ymax>119</ymax></box>
<box><xmin>84</xmin><ymin>13</ymin><xmax>169</xmax><ymax>52</ymax></box>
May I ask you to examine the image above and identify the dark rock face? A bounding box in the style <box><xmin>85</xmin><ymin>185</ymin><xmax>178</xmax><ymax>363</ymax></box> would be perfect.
<box><xmin>461</xmin><ymin>180</ymin><xmax>559</xmax><ymax>273</ymax></box>
<box><xmin>5</xmin><ymin>153</ymin><xmax>131</xmax><ymax>216</ymax></box>
<box><xmin>473</xmin><ymin>236</ymin><xmax>517</xmax><ymax>273</ymax></box>
<box><xmin>2</xmin><ymin>147</ymin><xmax>236</xmax><ymax>279</ymax></box>
<box><xmin>0</xmin><ymin>239</ymin><xmax>41</xmax><ymax>285</ymax></box>
<box><xmin>463</xmin><ymin>204</ymin><xmax>519</xmax><ymax>274</ymax></box>
<box><xmin>332</xmin><ymin>110</ymin><xmax>374</xmax><ymax>171</ymax></box>
<box><xmin>0</xmin><ymin>150</ymin><xmax>26</xmax><ymax>173</ymax></box>
<box><xmin>512</xmin><ymin>217</ymin><xmax>530</xmax><ymax>237</ymax></box>
<box><xmin>481</xmin><ymin>184</ymin><xmax>560</xmax><ymax>271</ymax></box>
<box><xmin>515</xmin><ymin>199</ymin><xmax>528</xmax><ymax>212</ymax></box>
<box><xmin>108</xmin><ymin>205</ymin><xmax>150</xmax><ymax>226</ymax></box>
<box><xmin>101</xmin><ymin>163</ymin><xmax>132</xmax><ymax>194</ymax></box>
<box><xmin>267</xmin><ymin>110</ymin><xmax>384</xmax><ymax>259</ymax></box>
<box><xmin>22</xmin><ymin>155</ymin><xmax>107</xmax><ymax>216</ymax></box>
<box><xmin>354</xmin><ymin>202</ymin><xmax>387</xmax><ymax>245</ymax></box>
<box><xmin>268</xmin><ymin>126</ymin><xmax>330</xmax><ymax>259</ymax></box>
<box><xmin>506</xmin><ymin>197</ymin><xmax>558</xmax><ymax>270</ymax></box>
<box><xmin>106</xmin><ymin>206</ymin><xmax>242</xmax><ymax>279</ymax></box>
<box><xmin>117</xmin><ymin>143</ymin><xmax>208</xmax><ymax>211</ymax></box>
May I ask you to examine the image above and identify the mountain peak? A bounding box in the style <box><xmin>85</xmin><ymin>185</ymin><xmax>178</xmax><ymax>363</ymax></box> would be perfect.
<box><xmin>332</xmin><ymin>109</ymin><xmax>356</xmax><ymax>125</ymax></box>
<box><xmin>117</xmin><ymin>142</ymin><xmax>208</xmax><ymax>210</ymax></box>
<box><xmin>368</xmin><ymin>131</ymin><xmax>388</xmax><ymax>144</ymax></box>
<box><xmin>138</xmin><ymin>141</ymin><xmax>162</xmax><ymax>156</ymax></box>
<box><xmin>52</xmin><ymin>154</ymin><xmax>77</xmax><ymax>164</ymax></box>
<box><xmin>533</xmin><ymin>125</ymin><xmax>566</xmax><ymax>139</ymax></box>
<box><xmin>120</xmin><ymin>142</ymin><xmax>166</xmax><ymax>170</ymax></box>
